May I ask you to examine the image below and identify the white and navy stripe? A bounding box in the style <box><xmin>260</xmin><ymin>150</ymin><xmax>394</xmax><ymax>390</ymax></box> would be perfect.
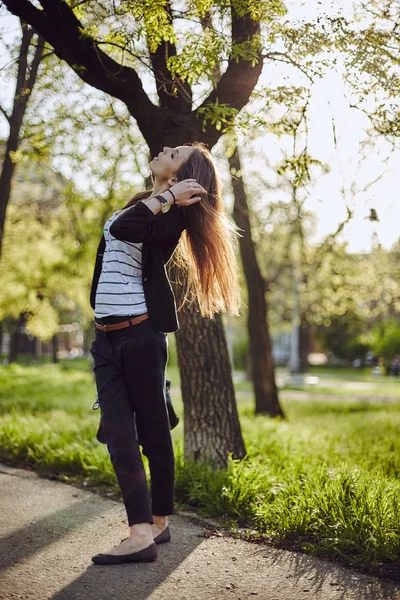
<box><xmin>94</xmin><ymin>209</ymin><xmax>147</xmax><ymax>317</ymax></box>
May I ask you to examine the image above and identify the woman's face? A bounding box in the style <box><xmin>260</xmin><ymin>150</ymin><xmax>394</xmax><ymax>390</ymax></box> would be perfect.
<box><xmin>149</xmin><ymin>145</ymin><xmax>193</xmax><ymax>183</ymax></box>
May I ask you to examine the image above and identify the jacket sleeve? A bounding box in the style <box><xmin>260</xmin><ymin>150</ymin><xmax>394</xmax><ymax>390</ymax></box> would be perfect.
<box><xmin>109</xmin><ymin>201</ymin><xmax>186</xmax><ymax>243</ymax></box>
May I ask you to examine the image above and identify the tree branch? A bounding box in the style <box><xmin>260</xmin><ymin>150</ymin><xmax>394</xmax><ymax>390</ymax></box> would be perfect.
<box><xmin>0</xmin><ymin>105</ymin><xmax>11</xmax><ymax>125</ymax></box>
<box><xmin>96</xmin><ymin>41</ymin><xmax>151</xmax><ymax>70</ymax></box>
<box><xmin>265</xmin><ymin>51</ymin><xmax>316</xmax><ymax>83</ymax></box>
<box><xmin>147</xmin><ymin>0</ymin><xmax>192</xmax><ymax>113</ymax></box>
<box><xmin>26</xmin><ymin>33</ymin><xmax>45</xmax><ymax>91</ymax></box>
<box><xmin>195</xmin><ymin>7</ymin><xmax>263</xmax><ymax>147</ymax></box>
<box><xmin>2</xmin><ymin>0</ymin><xmax>161</xmax><ymax>148</ymax></box>
<box><xmin>313</xmin><ymin>205</ymin><xmax>354</xmax><ymax>271</ymax></box>
<box><xmin>16</xmin><ymin>19</ymin><xmax>35</xmax><ymax>98</ymax></box>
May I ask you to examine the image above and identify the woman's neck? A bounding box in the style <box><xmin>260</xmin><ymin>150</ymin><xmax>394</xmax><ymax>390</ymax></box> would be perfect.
<box><xmin>151</xmin><ymin>179</ymin><xmax>170</xmax><ymax>198</ymax></box>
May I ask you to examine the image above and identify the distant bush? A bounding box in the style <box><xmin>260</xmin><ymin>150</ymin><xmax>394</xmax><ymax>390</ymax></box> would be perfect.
<box><xmin>315</xmin><ymin>313</ymin><xmax>369</xmax><ymax>361</ymax></box>
<box><xmin>371</xmin><ymin>320</ymin><xmax>400</xmax><ymax>360</ymax></box>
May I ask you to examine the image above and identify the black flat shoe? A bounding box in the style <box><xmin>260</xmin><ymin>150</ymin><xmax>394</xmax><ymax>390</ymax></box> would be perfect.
<box><xmin>154</xmin><ymin>525</ymin><xmax>171</xmax><ymax>544</ymax></box>
<box><xmin>120</xmin><ymin>526</ymin><xmax>171</xmax><ymax>545</ymax></box>
<box><xmin>92</xmin><ymin>542</ymin><xmax>158</xmax><ymax>565</ymax></box>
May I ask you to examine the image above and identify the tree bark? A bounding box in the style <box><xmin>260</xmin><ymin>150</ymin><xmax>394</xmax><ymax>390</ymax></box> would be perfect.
<box><xmin>8</xmin><ymin>320</ymin><xmax>19</xmax><ymax>364</ymax></box>
<box><xmin>51</xmin><ymin>335</ymin><xmax>58</xmax><ymax>364</ymax></box>
<box><xmin>0</xmin><ymin>21</ymin><xmax>44</xmax><ymax>257</ymax></box>
<box><xmin>34</xmin><ymin>337</ymin><xmax>42</xmax><ymax>359</ymax></box>
<box><xmin>228</xmin><ymin>144</ymin><xmax>284</xmax><ymax>417</ymax></box>
<box><xmin>8</xmin><ymin>313</ymin><xmax>27</xmax><ymax>364</ymax></box>
<box><xmin>175</xmin><ymin>311</ymin><xmax>246</xmax><ymax>468</ymax></box>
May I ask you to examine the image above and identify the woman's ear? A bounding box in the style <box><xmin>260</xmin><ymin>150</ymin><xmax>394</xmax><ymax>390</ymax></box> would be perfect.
<box><xmin>168</xmin><ymin>176</ymin><xmax>178</xmax><ymax>187</ymax></box>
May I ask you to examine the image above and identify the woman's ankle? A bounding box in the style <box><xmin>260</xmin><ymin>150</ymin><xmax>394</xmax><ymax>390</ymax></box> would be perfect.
<box><xmin>129</xmin><ymin>522</ymin><xmax>152</xmax><ymax>538</ymax></box>
<box><xmin>152</xmin><ymin>514</ymin><xmax>168</xmax><ymax>528</ymax></box>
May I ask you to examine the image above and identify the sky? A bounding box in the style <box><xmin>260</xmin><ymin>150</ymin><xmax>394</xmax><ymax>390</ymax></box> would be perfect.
<box><xmin>0</xmin><ymin>3</ymin><xmax>399</xmax><ymax>253</ymax></box>
<box><xmin>251</xmin><ymin>58</ymin><xmax>400</xmax><ymax>252</ymax></box>
<box><xmin>303</xmin><ymin>73</ymin><xmax>400</xmax><ymax>252</ymax></box>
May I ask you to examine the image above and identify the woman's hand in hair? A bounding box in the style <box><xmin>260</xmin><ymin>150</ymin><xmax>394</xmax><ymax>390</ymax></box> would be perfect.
<box><xmin>169</xmin><ymin>179</ymin><xmax>207</xmax><ymax>206</ymax></box>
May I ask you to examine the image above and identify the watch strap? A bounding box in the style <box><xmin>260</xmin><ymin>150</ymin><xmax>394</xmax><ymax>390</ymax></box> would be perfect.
<box><xmin>154</xmin><ymin>194</ymin><xmax>171</xmax><ymax>213</ymax></box>
<box><xmin>154</xmin><ymin>194</ymin><xmax>169</xmax><ymax>205</ymax></box>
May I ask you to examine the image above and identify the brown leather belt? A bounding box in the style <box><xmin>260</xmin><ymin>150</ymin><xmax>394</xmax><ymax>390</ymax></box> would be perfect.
<box><xmin>95</xmin><ymin>313</ymin><xmax>149</xmax><ymax>332</ymax></box>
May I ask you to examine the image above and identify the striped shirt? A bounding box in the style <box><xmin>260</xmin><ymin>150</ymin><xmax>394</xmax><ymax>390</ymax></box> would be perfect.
<box><xmin>94</xmin><ymin>208</ymin><xmax>148</xmax><ymax>318</ymax></box>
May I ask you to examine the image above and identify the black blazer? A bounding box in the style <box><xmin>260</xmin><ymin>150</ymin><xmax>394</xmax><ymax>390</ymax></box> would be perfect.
<box><xmin>90</xmin><ymin>200</ymin><xmax>187</xmax><ymax>333</ymax></box>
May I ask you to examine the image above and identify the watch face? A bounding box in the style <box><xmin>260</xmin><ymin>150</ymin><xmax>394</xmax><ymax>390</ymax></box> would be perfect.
<box><xmin>161</xmin><ymin>202</ymin><xmax>171</xmax><ymax>213</ymax></box>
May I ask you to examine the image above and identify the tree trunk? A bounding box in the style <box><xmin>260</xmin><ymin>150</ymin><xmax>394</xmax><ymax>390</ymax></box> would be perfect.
<box><xmin>8</xmin><ymin>321</ymin><xmax>18</xmax><ymax>364</ymax></box>
<box><xmin>34</xmin><ymin>337</ymin><xmax>42</xmax><ymax>359</ymax></box>
<box><xmin>0</xmin><ymin>22</ymin><xmax>44</xmax><ymax>257</ymax></box>
<box><xmin>175</xmin><ymin>311</ymin><xmax>245</xmax><ymax>468</ymax></box>
<box><xmin>288</xmin><ymin>269</ymin><xmax>301</xmax><ymax>374</ymax></box>
<box><xmin>228</xmin><ymin>144</ymin><xmax>284</xmax><ymax>417</ymax></box>
<box><xmin>8</xmin><ymin>313</ymin><xmax>26</xmax><ymax>364</ymax></box>
<box><xmin>51</xmin><ymin>335</ymin><xmax>58</xmax><ymax>364</ymax></box>
<box><xmin>166</xmin><ymin>124</ymin><xmax>247</xmax><ymax>467</ymax></box>
<box><xmin>300</xmin><ymin>320</ymin><xmax>310</xmax><ymax>372</ymax></box>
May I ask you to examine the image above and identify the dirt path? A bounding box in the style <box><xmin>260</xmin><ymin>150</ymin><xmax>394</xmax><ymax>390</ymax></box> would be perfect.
<box><xmin>0</xmin><ymin>463</ymin><xmax>399</xmax><ymax>600</ymax></box>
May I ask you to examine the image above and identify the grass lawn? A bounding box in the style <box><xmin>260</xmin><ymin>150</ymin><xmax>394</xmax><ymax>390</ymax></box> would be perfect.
<box><xmin>0</xmin><ymin>358</ymin><xmax>399</xmax><ymax>582</ymax></box>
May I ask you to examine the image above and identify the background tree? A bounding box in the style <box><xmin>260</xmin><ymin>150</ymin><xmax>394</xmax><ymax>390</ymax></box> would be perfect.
<box><xmin>227</xmin><ymin>136</ymin><xmax>283</xmax><ymax>417</ymax></box>
<box><xmin>0</xmin><ymin>156</ymin><xmax>90</xmax><ymax>361</ymax></box>
<box><xmin>0</xmin><ymin>17</ymin><xmax>45</xmax><ymax>256</ymax></box>
<box><xmin>228</xmin><ymin>86</ymin><xmax>330</xmax><ymax>375</ymax></box>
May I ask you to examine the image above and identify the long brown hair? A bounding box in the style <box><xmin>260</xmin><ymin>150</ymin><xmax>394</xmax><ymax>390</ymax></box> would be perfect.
<box><xmin>125</xmin><ymin>142</ymin><xmax>241</xmax><ymax>319</ymax></box>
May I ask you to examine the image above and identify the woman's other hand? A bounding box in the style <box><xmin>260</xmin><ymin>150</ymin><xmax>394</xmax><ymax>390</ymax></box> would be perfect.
<box><xmin>168</xmin><ymin>179</ymin><xmax>207</xmax><ymax>206</ymax></box>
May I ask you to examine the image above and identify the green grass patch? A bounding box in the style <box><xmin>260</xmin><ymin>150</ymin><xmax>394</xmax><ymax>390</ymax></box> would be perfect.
<box><xmin>0</xmin><ymin>362</ymin><xmax>399</xmax><ymax>580</ymax></box>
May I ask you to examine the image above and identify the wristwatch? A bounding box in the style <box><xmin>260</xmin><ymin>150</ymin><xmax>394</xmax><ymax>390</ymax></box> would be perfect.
<box><xmin>154</xmin><ymin>194</ymin><xmax>172</xmax><ymax>214</ymax></box>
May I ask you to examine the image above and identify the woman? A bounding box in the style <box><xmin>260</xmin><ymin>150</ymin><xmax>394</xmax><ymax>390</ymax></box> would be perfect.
<box><xmin>90</xmin><ymin>142</ymin><xmax>241</xmax><ymax>565</ymax></box>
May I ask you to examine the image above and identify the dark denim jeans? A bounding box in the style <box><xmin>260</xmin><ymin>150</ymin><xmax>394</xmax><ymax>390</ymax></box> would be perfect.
<box><xmin>90</xmin><ymin>319</ymin><xmax>174</xmax><ymax>525</ymax></box>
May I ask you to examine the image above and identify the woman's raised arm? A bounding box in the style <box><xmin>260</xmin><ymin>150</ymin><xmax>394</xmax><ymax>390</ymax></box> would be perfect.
<box><xmin>109</xmin><ymin>201</ymin><xmax>186</xmax><ymax>244</ymax></box>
